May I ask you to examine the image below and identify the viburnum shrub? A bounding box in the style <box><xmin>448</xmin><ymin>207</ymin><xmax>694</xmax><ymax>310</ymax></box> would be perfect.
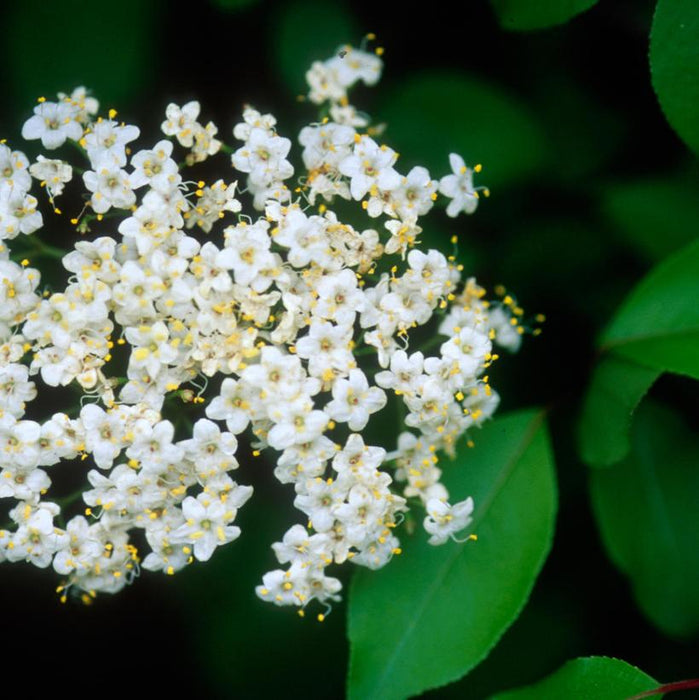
<box><xmin>0</xmin><ymin>40</ymin><xmax>534</xmax><ymax>614</ymax></box>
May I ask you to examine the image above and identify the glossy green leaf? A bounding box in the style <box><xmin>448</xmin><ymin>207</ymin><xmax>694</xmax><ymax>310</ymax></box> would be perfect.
<box><xmin>578</xmin><ymin>355</ymin><xmax>660</xmax><ymax>468</ymax></box>
<box><xmin>590</xmin><ymin>400</ymin><xmax>699</xmax><ymax>638</ymax></box>
<box><xmin>600</xmin><ymin>239</ymin><xmax>699</xmax><ymax>380</ymax></box>
<box><xmin>603</xmin><ymin>174</ymin><xmax>699</xmax><ymax>262</ymax></box>
<box><xmin>7</xmin><ymin>0</ymin><xmax>159</xmax><ymax>108</ymax></box>
<box><xmin>377</xmin><ymin>73</ymin><xmax>549</xmax><ymax>190</ymax></box>
<box><xmin>490</xmin><ymin>0</ymin><xmax>599</xmax><ymax>31</ymax></box>
<box><xmin>491</xmin><ymin>656</ymin><xmax>659</xmax><ymax>699</ymax></box>
<box><xmin>650</xmin><ymin>0</ymin><xmax>699</xmax><ymax>156</ymax></box>
<box><xmin>347</xmin><ymin>409</ymin><xmax>556</xmax><ymax>700</ymax></box>
<box><xmin>270</xmin><ymin>0</ymin><xmax>359</xmax><ymax>97</ymax></box>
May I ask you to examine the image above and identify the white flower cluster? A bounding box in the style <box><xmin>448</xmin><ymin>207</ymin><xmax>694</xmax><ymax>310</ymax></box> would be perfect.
<box><xmin>0</xmin><ymin>45</ymin><xmax>526</xmax><ymax>612</ymax></box>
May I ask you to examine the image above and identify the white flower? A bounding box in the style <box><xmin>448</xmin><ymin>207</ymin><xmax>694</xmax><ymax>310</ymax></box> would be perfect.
<box><xmin>396</xmin><ymin>166</ymin><xmax>437</xmax><ymax>216</ymax></box>
<box><xmin>232</xmin><ymin>127</ymin><xmax>294</xmax><ymax>187</ymax></box>
<box><xmin>299</xmin><ymin>122</ymin><xmax>356</xmax><ymax>171</ymax></box>
<box><xmin>6</xmin><ymin>502</ymin><xmax>66</xmax><ymax>568</ymax></box>
<box><xmin>161</xmin><ymin>101</ymin><xmax>201</xmax><ymax>147</ymax></box>
<box><xmin>79</xmin><ymin>404</ymin><xmax>125</xmax><ymax>469</ymax></box>
<box><xmin>423</xmin><ymin>497</ymin><xmax>474</xmax><ymax>545</ymax></box>
<box><xmin>129</xmin><ymin>140</ymin><xmax>178</xmax><ymax>189</ymax></box>
<box><xmin>219</xmin><ymin>220</ymin><xmax>276</xmax><ymax>290</ymax></box>
<box><xmin>0</xmin><ymin>44</ymin><xmax>522</xmax><ymax>607</ymax></box>
<box><xmin>21</xmin><ymin>100</ymin><xmax>82</xmax><ymax>149</ymax></box>
<box><xmin>83</xmin><ymin>161</ymin><xmax>136</xmax><ymax>213</ymax></box>
<box><xmin>0</xmin><ymin>182</ymin><xmax>43</xmax><ymax>239</ymax></box>
<box><xmin>0</xmin><ymin>144</ymin><xmax>31</xmax><ymax>193</ymax></box>
<box><xmin>339</xmin><ymin>135</ymin><xmax>401</xmax><ymax>201</ymax></box>
<box><xmin>52</xmin><ymin>516</ymin><xmax>103</xmax><ymax>575</ymax></box>
<box><xmin>314</xmin><ymin>268</ymin><xmax>366</xmax><ymax>326</ymax></box>
<box><xmin>325</xmin><ymin>369</ymin><xmax>386</xmax><ymax>431</ymax></box>
<box><xmin>29</xmin><ymin>156</ymin><xmax>73</xmax><ymax>199</ymax></box>
<box><xmin>267</xmin><ymin>396</ymin><xmax>329</xmax><ymax>451</ymax></box>
<box><xmin>0</xmin><ymin>363</ymin><xmax>37</xmax><ymax>418</ymax></box>
<box><xmin>439</xmin><ymin>153</ymin><xmax>480</xmax><ymax>217</ymax></box>
<box><xmin>172</xmin><ymin>491</ymin><xmax>251</xmax><ymax>562</ymax></box>
<box><xmin>375</xmin><ymin>350</ymin><xmax>425</xmax><ymax>396</ymax></box>
<box><xmin>83</xmin><ymin>119</ymin><xmax>140</xmax><ymax>168</ymax></box>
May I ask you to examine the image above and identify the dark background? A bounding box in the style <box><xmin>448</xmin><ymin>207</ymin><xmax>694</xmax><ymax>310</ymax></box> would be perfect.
<box><xmin>1</xmin><ymin>0</ymin><xmax>697</xmax><ymax>697</ymax></box>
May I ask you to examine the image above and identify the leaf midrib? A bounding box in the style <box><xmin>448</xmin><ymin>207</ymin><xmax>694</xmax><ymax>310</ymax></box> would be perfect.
<box><xmin>367</xmin><ymin>410</ymin><xmax>547</xmax><ymax>700</ymax></box>
<box><xmin>602</xmin><ymin>323</ymin><xmax>699</xmax><ymax>351</ymax></box>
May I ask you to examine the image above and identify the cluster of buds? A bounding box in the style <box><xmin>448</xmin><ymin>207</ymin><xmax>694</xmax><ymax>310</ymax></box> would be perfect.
<box><xmin>0</xmin><ymin>41</ymin><xmax>526</xmax><ymax>612</ymax></box>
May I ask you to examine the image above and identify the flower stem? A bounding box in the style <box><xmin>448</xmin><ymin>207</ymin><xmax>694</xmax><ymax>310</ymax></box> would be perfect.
<box><xmin>626</xmin><ymin>678</ymin><xmax>699</xmax><ymax>699</ymax></box>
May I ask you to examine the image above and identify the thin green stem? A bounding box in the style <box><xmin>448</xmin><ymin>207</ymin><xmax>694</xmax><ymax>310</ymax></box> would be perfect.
<box><xmin>29</xmin><ymin>236</ymin><xmax>69</xmax><ymax>261</ymax></box>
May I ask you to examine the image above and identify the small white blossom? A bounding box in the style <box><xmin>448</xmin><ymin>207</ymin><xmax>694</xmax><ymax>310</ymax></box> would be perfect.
<box><xmin>439</xmin><ymin>153</ymin><xmax>481</xmax><ymax>217</ymax></box>
<box><xmin>424</xmin><ymin>497</ymin><xmax>475</xmax><ymax>545</ymax></box>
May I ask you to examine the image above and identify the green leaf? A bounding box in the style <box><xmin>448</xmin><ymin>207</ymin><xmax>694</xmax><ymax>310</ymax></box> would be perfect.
<box><xmin>578</xmin><ymin>355</ymin><xmax>661</xmax><ymax>468</ymax></box>
<box><xmin>270</xmin><ymin>0</ymin><xmax>359</xmax><ymax>97</ymax></box>
<box><xmin>590</xmin><ymin>400</ymin><xmax>699</xmax><ymax>638</ymax></box>
<box><xmin>491</xmin><ymin>657</ymin><xmax>659</xmax><ymax>699</ymax></box>
<box><xmin>490</xmin><ymin>0</ymin><xmax>599</xmax><ymax>31</ymax></box>
<box><xmin>377</xmin><ymin>73</ymin><xmax>549</xmax><ymax>190</ymax></box>
<box><xmin>347</xmin><ymin>409</ymin><xmax>556</xmax><ymax>700</ymax></box>
<box><xmin>602</xmin><ymin>174</ymin><xmax>699</xmax><ymax>262</ymax></box>
<box><xmin>7</xmin><ymin>0</ymin><xmax>159</xmax><ymax>109</ymax></box>
<box><xmin>600</xmin><ymin>238</ymin><xmax>699</xmax><ymax>380</ymax></box>
<box><xmin>650</xmin><ymin>0</ymin><xmax>699</xmax><ymax>156</ymax></box>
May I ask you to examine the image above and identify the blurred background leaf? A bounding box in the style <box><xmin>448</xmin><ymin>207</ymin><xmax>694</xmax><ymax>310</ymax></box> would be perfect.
<box><xmin>377</xmin><ymin>72</ymin><xmax>550</xmax><ymax>191</ymax></box>
<box><xmin>271</xmin><ymin>0</ymin><xmax>359</xmax><ymax>97</ymax></box>
<box><xmin>578</xmin><ymin>355</ymin><xmax>660</xmax><ymax>468</ymax></box>
<box><xmin>602</xmin><ymin>168</ymin><xmax>699</xmax><ymax>262</ymax></box>
<box><xmin>5</xmin><ymin>0</ymin><xmax>160</xmax><ymax>114</ymax></box>
<box><xmin>600</xmin><ymin>238</ymin><xmax>699</xmax><ymax>379</ymax></box>
<box><xmin>490</xmin><ymin>0</ymin><xmax>600</xmax><ymax>31</ymax></box>
<box><xmin>490</xmin><ymin>656</ymin><xmax>658</xmax><ymax>699</ymax></box>
<box><xmin>348</xmin><ymin>410</ymin><xmax>556</xmax><ymax>700</ymax></box>
<box><xmin>590</xmin><ymin>400</ymin><xmax>699</xmax><ymax>638</ymax></box>
<box><xmin>650</xmin><ymin>0</ymin><xmax>699</xmax><ymax>156</ymax></box>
